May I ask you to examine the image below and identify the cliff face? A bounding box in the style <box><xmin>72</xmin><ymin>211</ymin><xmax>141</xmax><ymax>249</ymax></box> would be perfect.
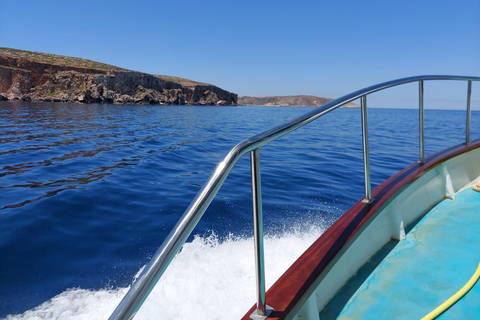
<box><xmin>0</xmin><ymin>48</ymin><xmax>237</xmax><ymax>106</ymax></box>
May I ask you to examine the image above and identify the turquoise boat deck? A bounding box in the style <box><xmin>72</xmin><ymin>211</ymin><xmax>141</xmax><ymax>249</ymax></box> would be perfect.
<box><xmin>322</xmin><ymin>186</ymin><xmax>480</xmax><ymax>320</ymax></box>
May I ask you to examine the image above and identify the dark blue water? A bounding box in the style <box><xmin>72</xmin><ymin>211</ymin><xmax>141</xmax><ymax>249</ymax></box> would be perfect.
<box><xmin>0</xmin><ymin>101</ymin><xmax>478</xmax><ymax>317</ymax></box>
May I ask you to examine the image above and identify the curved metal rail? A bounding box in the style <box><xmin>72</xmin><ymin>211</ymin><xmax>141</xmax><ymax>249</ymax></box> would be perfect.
<box><xmin>110</xmin><ymin>75</ymin><xmax>480</xmax><ymax>320</ymax></box>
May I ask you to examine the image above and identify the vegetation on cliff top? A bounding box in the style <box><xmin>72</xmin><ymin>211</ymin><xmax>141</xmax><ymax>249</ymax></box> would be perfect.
<box><xmin>0</xmin><ymin>47</ymin><xmax>212</xmax><ymax>87</ymax></box>
<box><xmin>156</xmin><ymin>75</ymin><xmax>209</xmax><ymax>87</ymax></box>
<box><xmin>0</xmin><ymin>47</ymin><xmax>129</xmax><ymax>71</ymax></box>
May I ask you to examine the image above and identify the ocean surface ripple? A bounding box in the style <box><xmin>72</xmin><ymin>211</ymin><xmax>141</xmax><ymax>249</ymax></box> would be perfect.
<box><xmin>0</xmin><ymin>101</ymin><xmax>478</xmax><ymax>319</ymax></box>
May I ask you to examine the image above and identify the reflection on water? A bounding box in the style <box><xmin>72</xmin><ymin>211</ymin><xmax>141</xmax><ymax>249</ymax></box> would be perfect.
<box><xmin>0</xmin><ymin>103</ymin><xmax>216</xmax><ymax>210</ymax></box>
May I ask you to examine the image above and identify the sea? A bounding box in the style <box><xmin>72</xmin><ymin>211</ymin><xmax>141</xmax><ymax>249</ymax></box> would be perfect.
<box><xmin>0</xmin><ymin>101</ymin><xmax>478</xmax><ymax>319</ymax></box>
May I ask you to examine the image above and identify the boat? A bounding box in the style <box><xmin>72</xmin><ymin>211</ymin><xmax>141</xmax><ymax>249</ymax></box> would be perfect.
<box><xmin>109</xmin><ymin>75</ymin><xmax>480</xmax><ymax>319</ymax></box>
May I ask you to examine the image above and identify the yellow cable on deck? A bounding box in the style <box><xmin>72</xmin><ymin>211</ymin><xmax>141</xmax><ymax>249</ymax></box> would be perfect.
<box><xmin>421</xmin><ymin>262</ymin><xmax>480</xmax><ymax>320</ymax></box>
<box><xmin>473</xmin><ymin>180</ymin><xmax>480</xmax><ymax>192</ymax></box>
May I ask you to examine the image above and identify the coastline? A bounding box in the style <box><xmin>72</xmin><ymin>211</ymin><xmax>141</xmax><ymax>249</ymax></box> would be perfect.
<box><xmin>0</xmin><ymin>47</ymin><xmax>238</xmax><ymax>106</ymax></box>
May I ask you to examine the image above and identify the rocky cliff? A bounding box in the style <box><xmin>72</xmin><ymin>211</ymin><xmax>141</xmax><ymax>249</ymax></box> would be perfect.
<box><xmin>238</xmin><ymin>95</ymin><xmax>359</xmax><ymax>107</ymax></box>
<box><xmin>0</xmin><ymin>47</ymin><xmax>237</xmax><ymax>106</ymax></box>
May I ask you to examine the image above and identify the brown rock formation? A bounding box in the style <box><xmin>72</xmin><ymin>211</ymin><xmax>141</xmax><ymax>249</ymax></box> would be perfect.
<box><xmin>0</xmin><ymin>47</ymin><xmax>237</xmax><ymax>106</ymax></box>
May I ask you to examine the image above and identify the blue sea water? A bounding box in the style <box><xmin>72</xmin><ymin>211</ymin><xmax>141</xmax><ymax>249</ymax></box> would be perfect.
<box><xmin>0</xmin><ymin>101</ymin><xmax>479</xmax><ymax>319</ymax></box>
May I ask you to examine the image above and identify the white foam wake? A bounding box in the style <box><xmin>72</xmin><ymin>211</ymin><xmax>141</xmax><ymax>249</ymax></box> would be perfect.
<box><xmin>6</xmin><ymin>225</ymin><xmax>324</xmax><ymax>320</ymax></box>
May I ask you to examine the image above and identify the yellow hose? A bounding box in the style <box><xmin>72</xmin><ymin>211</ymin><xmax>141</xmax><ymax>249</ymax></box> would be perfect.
<box><xmin>474</xmin><ymin>182</ymin><xmax>480</xmax><ymax>192</ymax></box>
<box><xmin>421</xmin><ymin>262</ymin><xmax>480</xmax><ymax>320</ymax></box>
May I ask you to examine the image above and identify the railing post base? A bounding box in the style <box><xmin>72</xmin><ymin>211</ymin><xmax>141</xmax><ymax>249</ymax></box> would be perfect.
<box><xmin>362</xmin><ymin>197</ymin><xmax>375</xmax><ymax>205</ymax></box>
<box><xmin>250</xmin><ymin>305</ymin><xmax>274</xmax><ymax>320</ymax></box>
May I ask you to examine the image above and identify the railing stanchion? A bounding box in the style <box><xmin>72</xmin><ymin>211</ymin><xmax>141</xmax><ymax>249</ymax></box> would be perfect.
<box><xmin>361</xmin><ymin>96</ymin><xmax>373</xmax><ymax>204</ymax></box>
<box><xmin>419</xmin><ymin>80</ymin><xmax>425</xmax><ymax>164</ymax></box>
<box><xmin>250</xmin><ymin>148</ymin><xmax>273</xmax><ymax>320</ymax></box>
<box><xmin>466</xmin><ymin>80</ymin><xmax>472</xmax><ymax>144</ymax></box>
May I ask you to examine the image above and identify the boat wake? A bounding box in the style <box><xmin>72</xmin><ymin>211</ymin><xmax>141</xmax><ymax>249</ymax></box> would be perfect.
<box><xmin>5</xmin><ymin>224</ymin><xmax>325</xmax><ymax>320</ymax></box>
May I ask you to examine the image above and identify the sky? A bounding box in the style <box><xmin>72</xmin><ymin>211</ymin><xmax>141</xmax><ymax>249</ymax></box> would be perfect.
<box><xmin>1</xmin><ymin>0</ymin><xmax>479</xmax><ymax>109</ymax></box>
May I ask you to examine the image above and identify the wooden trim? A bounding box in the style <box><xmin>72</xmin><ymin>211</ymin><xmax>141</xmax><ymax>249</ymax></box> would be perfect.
<box><xmin>241</xmin><ymin>139</ymin><xmax>480</xmax><ymax>320</ymax></box>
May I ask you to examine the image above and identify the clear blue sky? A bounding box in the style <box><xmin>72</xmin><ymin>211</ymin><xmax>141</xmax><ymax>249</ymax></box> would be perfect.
<box><xmin>1</xmin><ymin>0</ymin><xmax>479</xmax><ymax>109</ymax></box>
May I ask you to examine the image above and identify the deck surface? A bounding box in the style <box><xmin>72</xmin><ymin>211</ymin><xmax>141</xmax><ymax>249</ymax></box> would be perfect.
<box><xmin>322</xmin><ymin>186</ymin><xmax>480</xmax><ymax>320</ymax></box>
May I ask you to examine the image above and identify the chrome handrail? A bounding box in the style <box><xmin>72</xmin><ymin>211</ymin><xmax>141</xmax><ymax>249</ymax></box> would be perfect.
<box><xmin>109</xmin><ymin>75</ymin><xmax>480</xmax><ymax>320</ymax></box>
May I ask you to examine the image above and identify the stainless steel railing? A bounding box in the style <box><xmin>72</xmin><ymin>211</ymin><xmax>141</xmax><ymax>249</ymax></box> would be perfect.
<box><xmin>109</xmin><ymin>75</ymin><xmax>480</xmax><ymax>320</ymax></box>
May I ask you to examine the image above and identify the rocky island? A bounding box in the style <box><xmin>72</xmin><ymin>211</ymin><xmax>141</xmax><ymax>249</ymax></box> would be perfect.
<box><xmin>238</xmin><ymin>95</ymin><xmax>359</xmax><ymax>107</ymax></box>
<box><xmin>0</xmin><ymin>47</ymin><xmax>237</xmax><ymax>106</ymax></box>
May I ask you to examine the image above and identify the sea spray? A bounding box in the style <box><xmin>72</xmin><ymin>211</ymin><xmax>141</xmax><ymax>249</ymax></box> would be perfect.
<box><xmin>5</xmin><ymin>225</ymin><xmax>325</xmax><ymax>320</ymax></box>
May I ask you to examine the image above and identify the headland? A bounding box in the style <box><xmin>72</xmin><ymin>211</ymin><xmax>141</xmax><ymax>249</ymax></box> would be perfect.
<box><xmin>0</xmin><ymin>47</ymin><xmax>237</xmax><ymax>106</ymax></box>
